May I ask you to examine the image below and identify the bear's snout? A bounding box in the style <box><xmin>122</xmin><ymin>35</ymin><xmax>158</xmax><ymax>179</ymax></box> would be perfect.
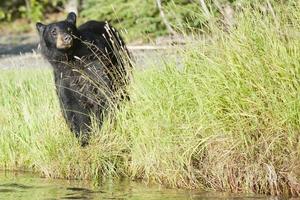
<box><xmin>63</xmin><ymin>34</ymin><xmax>72</xmax><ymax>43</ymax></box>
<box><xmin>56</xmin><ymin>33</ymin><xmax>73</xmax><ymax>49</ymax></box>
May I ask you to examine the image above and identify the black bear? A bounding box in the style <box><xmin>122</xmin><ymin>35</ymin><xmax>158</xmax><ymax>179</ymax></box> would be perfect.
<box><xmin>36</xmin><ymin>12</ymin><xmax>131</xmax><ymax>146</ymax></box>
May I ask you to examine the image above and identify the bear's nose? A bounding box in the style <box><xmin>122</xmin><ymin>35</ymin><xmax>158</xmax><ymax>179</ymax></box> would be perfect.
<box><xmin>63</xmin><ymin>34</ymin><xmax>72</xmax><ymax>43</ymax></box>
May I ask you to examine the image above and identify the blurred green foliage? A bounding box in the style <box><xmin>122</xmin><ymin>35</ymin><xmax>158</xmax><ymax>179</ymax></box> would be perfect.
<box><xmin>0</xmin><ymin>0</ymin><xmax>65</xmax><ymax>22</ymax></box>
<box><xmin>0</xmin><ymin>0</ymin><xmax>295</xmax><ymax>40</ymax></box>
<box><xmin>80</xmin><ymin>0</ymin><xmax>163</xmax><ymax>39</ymax></box>
<box><xmin>80</xmin><ymin>0</ymin><xmax>208</xmax><ymax>40</ymax></box>
<box><xmin>79</xmin><ymin>0</ymin><xmax>271</xmax><ymax>40</ymax></box>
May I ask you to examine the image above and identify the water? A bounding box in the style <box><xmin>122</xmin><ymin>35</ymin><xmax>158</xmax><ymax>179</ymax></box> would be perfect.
<box><xmin>0</xmin><ymin>171</ymin><xmax>276</xmax><ymax>200</ymax></box>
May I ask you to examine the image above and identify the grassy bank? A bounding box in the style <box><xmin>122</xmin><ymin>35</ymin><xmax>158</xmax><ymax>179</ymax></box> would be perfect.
<box><xmin>0</xmin><ymin>3</ymin><xmax>300</xmax><ymax>197</ymax></box>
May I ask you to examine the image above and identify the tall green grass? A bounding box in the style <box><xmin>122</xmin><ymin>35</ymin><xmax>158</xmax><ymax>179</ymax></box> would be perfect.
<box><xmin>0</xmin><ymin>3</ymin><xmax>299</xmax><ymax>197</ymax></box>
<box><xmin>0</xmin><ymin>69</ymin><xmax>127</xmax><ymax>180</ymax></box>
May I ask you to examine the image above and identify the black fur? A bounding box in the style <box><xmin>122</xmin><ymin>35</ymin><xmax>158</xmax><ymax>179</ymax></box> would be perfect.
<box><xmin>36</xmin><ymin>12</ymin><xmax>131</xmax><ymax>146</ymax></box>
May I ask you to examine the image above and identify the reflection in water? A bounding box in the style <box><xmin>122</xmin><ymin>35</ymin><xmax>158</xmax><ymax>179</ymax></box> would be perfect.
<box><xmin>0</xmin><ymin>171</ymin><xmax>276</xmax><ymax>200</ymax></box>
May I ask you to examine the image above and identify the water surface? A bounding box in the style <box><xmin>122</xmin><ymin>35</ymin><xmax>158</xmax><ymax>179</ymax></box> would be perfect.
<box><xmin>0</xmin><ymin>171</ymin><xmax>276</xmax><ymax>200</ymax></box>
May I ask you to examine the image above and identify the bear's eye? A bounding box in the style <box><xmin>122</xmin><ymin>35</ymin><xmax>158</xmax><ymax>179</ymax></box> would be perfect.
<box><xmin>51</xmin><ymin>28</ymin><xmax>57</xmax><ymax>36</ymax></box>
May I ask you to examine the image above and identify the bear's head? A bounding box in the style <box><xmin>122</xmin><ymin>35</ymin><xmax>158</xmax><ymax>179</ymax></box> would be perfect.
<box><xmin>36</xmin><ymin>12</ymin><xmax>78</xmax><ymax>51</ymax></box>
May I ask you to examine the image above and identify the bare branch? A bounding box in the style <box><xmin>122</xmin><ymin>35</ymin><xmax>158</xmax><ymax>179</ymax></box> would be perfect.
<box><xmin>156</xmin><ymin>0</ymin><xmax>176</xmax><ymax>35</ymax></box>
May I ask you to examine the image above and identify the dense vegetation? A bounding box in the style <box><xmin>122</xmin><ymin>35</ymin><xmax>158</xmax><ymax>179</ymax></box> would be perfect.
<box><xmin>80</xmin><ymin>0</ymin><xmax>209</xmax><ymax>40</ymax></box>
<box><xmin>0</xmin><ymin>1</ymin><xmax>299</xmax><ymax>197</ymax></box>
<box><xmin>0</xmin><ymin>0</ymin><xmax>292</xmax><ymax>41</ymax></box>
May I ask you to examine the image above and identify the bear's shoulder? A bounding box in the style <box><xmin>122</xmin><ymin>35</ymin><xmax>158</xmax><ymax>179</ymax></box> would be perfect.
<box><xmin>77</xmin><ymin>21</ymin><xmax>110</xmax><ymax>42</ymax></box>
<box><xmin>78</xmin><ymin>20</ymin><xmax>107</xmax><ymax>30</ymax></box>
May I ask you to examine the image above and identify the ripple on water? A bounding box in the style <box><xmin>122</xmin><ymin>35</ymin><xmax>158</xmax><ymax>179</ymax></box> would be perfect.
<box><xmin>0</xmin><ymin>172</ymin><xmax>276</xmax><ymax>200</ymax></box>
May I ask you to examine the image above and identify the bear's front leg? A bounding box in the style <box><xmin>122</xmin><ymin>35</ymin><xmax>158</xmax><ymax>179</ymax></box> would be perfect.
<box><xmin>56</xmin><ymin>80</ymin><xmax>91</xmax><ymax>146</ymax></box>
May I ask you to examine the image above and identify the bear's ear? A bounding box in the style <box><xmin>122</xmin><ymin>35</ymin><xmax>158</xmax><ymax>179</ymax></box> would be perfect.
<box><xmin>36</xmin><ymin>22</ymin><xmax>46</xmax><ymax>34</ymax></box>
<box><xmin>66</xmin><ymin>12</ymin><xmax>76</xmax><ymax>25</ymax></box>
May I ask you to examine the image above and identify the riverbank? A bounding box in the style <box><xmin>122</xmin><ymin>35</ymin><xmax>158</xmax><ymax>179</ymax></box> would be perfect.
<box><xmin>0</xmin><ymin>3</ymin><xmax>299</xmax><ymax>198</ymax></box>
